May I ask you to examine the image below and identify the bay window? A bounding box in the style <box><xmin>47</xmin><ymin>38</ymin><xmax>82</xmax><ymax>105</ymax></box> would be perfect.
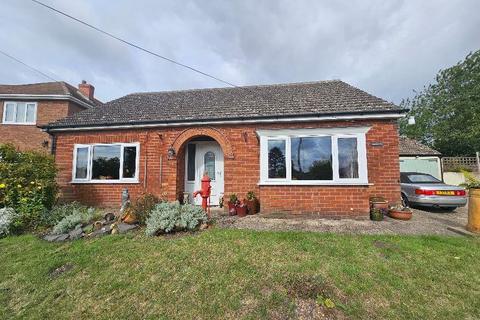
<box><xmin>2</xmin><ymin>102</ymin><xmax>37</xmax><ymax>124</ymax></box>
<box><xmin>72</xmin><ymin>143</ymin><xmax>139</xmax><ymax>183</ymax></box>
<box><xmin>258</xmin><ymin>127</ymin><xmax>369</xmax><ymax>185</ymax></box>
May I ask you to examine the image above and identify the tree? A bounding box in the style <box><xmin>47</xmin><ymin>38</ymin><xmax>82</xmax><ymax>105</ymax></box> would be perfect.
<box><xmin>400</xmin><ymin>50</ymin><xmax>480</xmax><ymax>156</ymax></box>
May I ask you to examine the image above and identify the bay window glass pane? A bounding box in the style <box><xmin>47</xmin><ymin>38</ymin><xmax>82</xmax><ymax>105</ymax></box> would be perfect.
<box><xmin>268</xmin><ymin>140</ymin><xmax>286</xmax><ymax>179</ymax></box>
<box><xmin>291</xmin><ymin>137</ymin><xmax>332</xmax><ymax>180</ymax></box>
<box><xmin>204</xmin><ymin>151</ymin><xmax>216</xmax><ymax>180</ymax></box>
<box><xmin>187</xmin><ymin>144</ymin><xmax>196</xmax><ymax>181</ymax></box>
<box><xmin>122</xmin><ymin>146</ymin><xmax>137</xmax><ymax>178</ymax></box>
<box><xmin>92</xmin><ymin>145</ymin><xmax>121</xmax><ymax>180</ymax></box>
<box><xmin>338</xmin><ymin>138</ymin><xmax>359</xmax><ymax>179</ymax></box>
<box><xmin>4</xmin><ymin>103</ymin><xmax>15</xmax><ymax>122</ymax></box>
<box><xmin>75</xmin><ymin>147</ymin><xmax>89</xmax><ymax>179</ymax></box>
<box><xmin>26</xmin><ymin>104</ymin><xmax>36</xmax><ymax>123</ymax></box>
<box><xmin>15</xmin><ymin>102</ymin><xmax>26</xmax><ymax>123</ymax></box>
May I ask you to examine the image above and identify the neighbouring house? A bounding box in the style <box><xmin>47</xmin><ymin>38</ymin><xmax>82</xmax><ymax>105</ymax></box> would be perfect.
<box><xmin>0</xmin><ymin>81</ymin><xmax>101</xmax><ymax>152</ymax></box>
<box><xmin>399</xmin><ymin>137</ymin><xmax>442</xmax><ymax>179</ymax></box>
<box><xmin>43</xmin><ymin>80</ymin><xmax>404</xmax><ymax>217</ymax></box>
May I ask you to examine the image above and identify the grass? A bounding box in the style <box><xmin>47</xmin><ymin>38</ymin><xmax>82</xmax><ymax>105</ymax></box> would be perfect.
<box><xmin>1</xmin><ymin>229</ymin><xmax>479</xmax><ymax>319</ymax></box>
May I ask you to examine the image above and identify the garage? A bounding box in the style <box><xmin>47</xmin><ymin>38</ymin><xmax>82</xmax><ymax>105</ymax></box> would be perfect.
<box><xmin>399</xmin><ymin>137</ymin><xmax>442</xmax><ymax>179</ymax></box>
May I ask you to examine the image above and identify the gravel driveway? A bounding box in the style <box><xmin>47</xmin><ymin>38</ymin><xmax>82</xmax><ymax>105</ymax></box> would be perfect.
<box><xmin>215</xmin><ymin>206</ymin><xmax>469</xmax><ymax>236</ymax></box>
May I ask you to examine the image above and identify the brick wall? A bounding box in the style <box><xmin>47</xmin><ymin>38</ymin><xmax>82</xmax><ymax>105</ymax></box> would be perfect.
<box><xmin>53</xmin><ymin>119</ymin><xmax>401</xmax><ymax>217</ymax></box>
<box><xmin>0</xmin><ymin>100</ymin><xmax>86</xmax><ymax>152</ymax></box>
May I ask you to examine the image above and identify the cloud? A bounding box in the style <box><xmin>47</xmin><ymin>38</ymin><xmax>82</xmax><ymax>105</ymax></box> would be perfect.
<box><xmin>0</xmin><ymin>0</ymin><xmax>478</xmax><ymax>103</ymax></box>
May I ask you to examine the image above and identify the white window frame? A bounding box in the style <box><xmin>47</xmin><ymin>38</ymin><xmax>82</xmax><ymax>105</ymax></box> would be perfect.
<box><xmin>2</xmin><ymin>101</ymin><xmax>37</xmax><ymax>125</ymax></box>
<box><xmin>72</xmin><ymin>143</ymin><xmax>140</xmax><ymax>184</ymax></box>
<box><xmin>258</xmin><ymin>127</ymin><xmax>370</xmax><ymax>185</ymax></box>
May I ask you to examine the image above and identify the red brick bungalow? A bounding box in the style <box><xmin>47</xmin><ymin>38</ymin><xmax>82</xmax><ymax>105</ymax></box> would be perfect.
<box><xmin>43</xmin><ymin>80</ymin><xmax>404</xmax><ymax>218</ymax></box>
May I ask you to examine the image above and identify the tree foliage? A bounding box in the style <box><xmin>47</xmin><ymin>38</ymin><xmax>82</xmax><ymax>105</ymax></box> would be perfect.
<box><xmin>400</xmin><ymin>50</ymin><xmax>480</xmax><ymax>156</ymax></box>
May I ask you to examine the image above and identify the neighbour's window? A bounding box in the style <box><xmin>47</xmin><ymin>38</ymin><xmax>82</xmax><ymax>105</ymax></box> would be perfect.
<box><xmin>72</xmin><ymin>143</ymin><xmax>139</xmax><ymax>182</ymax></box>
<box><xmin>2</xmin><ymin>102</ymin><xmax>37</xmax><ymax>124</ymax></box>
<box><xmin>258</xmin><ymin>128</ymin><xmax>369</xmax><ymax>185</ymax></box>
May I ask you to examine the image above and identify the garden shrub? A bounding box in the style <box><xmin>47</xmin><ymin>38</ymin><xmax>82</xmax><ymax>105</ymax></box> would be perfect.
<box><xmin>0</xmin><ymin>144</ymin><xmax>57</xmax><ymax>231</ymax></box>
<box><xmin>52</xmin><ymin>207</ymin><xmax>97</xmax><ymax>235</ymax></box>
<box><xmin>42</xmin><ymin>201</ymin><xmax>87</xmax><ymax>227</ymax></box>
<box><xmin>131</xmin><ymin>193</ymin><xmax>161</xmax><ymax>225</ymax></box>
<box><xmin>0</xmin><ymin>207</ymin><xmax>18</xmax><ymax>237</ymax></box>
<box><xmin>145</xmin><ymin>201</ymin><xmax>207</xmax><ymax>236</ymax></box>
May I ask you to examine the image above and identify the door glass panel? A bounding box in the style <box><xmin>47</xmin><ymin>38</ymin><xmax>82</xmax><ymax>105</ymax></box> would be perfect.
<box><xmin>187</xmin><ymin>144</ymin><xmax>196</xmax><ymax>181</ymax></box>
<box><xmin>75</xmin><ymin>147</ymin><xmax>89</xmax><ymax>179</ymax></box>
<box><xmin>268</xmin><ymin>140</ymin><xmax>286</xmax><ymax>179</ymax></box>
<box><xmin>291</xmin><ymin>136</ymin><xmax>332</xmax><ymax>180</ymax></box>
<box><xmin>338</xmin><ymin>137</ymin><xmax>359</xmax><ymax>179</ymax></box>
<box><xmin>91</xmin><ymin>145</ymin><xmax>121</xmax><ymax>180</ymax></box>
<box><xmin>204</xmin><ymin>151</ymin><xmax>215</xmax><ymax>180</ymax></box>
<box><xmin>15</xmin><ymin>102</ymin><xmax>26</xmax><ymax>123</ymax></box>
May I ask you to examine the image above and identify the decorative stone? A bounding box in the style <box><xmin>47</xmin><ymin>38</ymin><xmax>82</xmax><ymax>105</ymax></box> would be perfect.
<box><xmin>55</xmin><ymin>234</ymin><xmax>69</xmax><ymax>242</ymax></box>
<box><xmin>89</xmin><ymin>227</ymin><xmax>110</xmax><ymax>238</ymax></box>
<box><xmin>93</xmin><ymin>221</ymin><xmax>103</xmax><ymax>230</ymax></box>
<box><xmin>68</xmin><ymin>228</ymin><xmax>83</xmax><ymax>240</ymax></box>
<box><xmin>44</xmin><ymin>234</ymin><xmax>61</xmax><ymax>242</ymax></box>
<box><xmin>104</xmin><ymin>212</ymin><xmax>115</xmax><ymax>222</ymax></box>
<box><xmin>117</xmin><ymin>222</ymin><xmax>138</xmax><ymax>234</ymax></box>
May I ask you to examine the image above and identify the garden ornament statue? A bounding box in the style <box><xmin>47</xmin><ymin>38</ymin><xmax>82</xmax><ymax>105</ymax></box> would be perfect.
<box><xmin>193</xmin><ymin>172</ymin><xmax>212</xmax><ymax>218</ymax></box>
<box><xmin>119</xmin><ymin>188</ymin><xmax>130</xmax><ymax>216</ymax></box>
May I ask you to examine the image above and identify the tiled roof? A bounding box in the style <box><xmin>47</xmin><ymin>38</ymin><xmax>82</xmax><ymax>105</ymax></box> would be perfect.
<box><xmin>46</xmin><ymin>80</ymin><xmax>402</xmax><ymax>129</ymax></box>
<box><xmin>0</xmin><ymin>81</ymin><xmax>102</xmax><ymax>107</ymax></box>
<box><xmin>399</xmin><ymin>137</ymin><xmax>441</xmax><ymax>156</ymax></box>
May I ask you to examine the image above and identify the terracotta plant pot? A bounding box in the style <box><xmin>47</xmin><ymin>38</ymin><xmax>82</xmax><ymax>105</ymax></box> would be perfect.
<box><xmin>370</xmin><ymin>199</ymin><xmax>389</xmax><ymax>215</ymax></box>
<box><xmin>245</xmin><ymin>199</ymin><xmax>259</xmax><ymax>215</ymax></box>
<box><xmin>236</xmin><ymin>205</ymin><xmax>248</xmax><ymax>217</ymax></box>
<box><xmin>227</xmin><ymin>202</ymin><xmax>237</xmax><ymax>216</ymax></box>
<box><xmin>389</xmin><ymin>209</ymin><xmax>412</xmax><ymax>220</ymax></box>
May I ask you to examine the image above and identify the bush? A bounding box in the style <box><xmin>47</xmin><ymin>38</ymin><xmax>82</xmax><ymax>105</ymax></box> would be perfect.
<box><xmin>42</xmin><ymin>202</ymin><xmax>87</xmax><ymax>227</ymax></box>
<box><xmin>52</xmin><ymin>207</ymin><xmax>96</xmax><ymax>235</ymax></box>
<box><xmin>145</xmin><ymin>201</ymin><xmax>207</xmax><ymax>236</ymax></box>
<box><xmin>0</xmin><ymin>207</ymin><xmax>18</xmax><ymax>237</ymax></box>
<box><xmin>0</xmin><ymin>144</ymin><xmax>57</xmax><ymax>231</ymax></box>
<box><xmin>131</xmin><ymin>193</ymin><xmax>161</xmax><ymax>225</ymax></box>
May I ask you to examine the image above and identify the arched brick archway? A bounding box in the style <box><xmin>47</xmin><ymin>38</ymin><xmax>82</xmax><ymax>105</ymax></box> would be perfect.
<box><xmin>170</xmin><ymin>127</ymin><xmax>234</xmax><ymax>159</ymax></box>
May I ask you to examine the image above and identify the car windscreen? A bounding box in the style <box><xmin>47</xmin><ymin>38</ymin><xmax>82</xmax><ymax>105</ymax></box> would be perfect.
<box><xmin>406</xmin><ymin>173</ymin><xmax>441</xmax><ymax>183</ymax></box>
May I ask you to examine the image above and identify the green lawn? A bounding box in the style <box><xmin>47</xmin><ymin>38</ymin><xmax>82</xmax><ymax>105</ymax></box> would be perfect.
<box><xmin>1</xmin><ymin>229</ymin><xmax>479</xmax><ymax>319</ymax></box>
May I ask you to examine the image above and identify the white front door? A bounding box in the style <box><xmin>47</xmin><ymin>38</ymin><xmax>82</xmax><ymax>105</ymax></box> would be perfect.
<box><xmin>184</xmin><ymin>141</ymin><xmax>224</xmax><ymax>206</ymax></box>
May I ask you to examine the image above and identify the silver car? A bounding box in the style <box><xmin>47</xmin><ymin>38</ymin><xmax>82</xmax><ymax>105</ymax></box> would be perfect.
<box><xmin>400</xmin><ymin>172</ymin><xmax>467</xmax><ymax>211</ymax></box>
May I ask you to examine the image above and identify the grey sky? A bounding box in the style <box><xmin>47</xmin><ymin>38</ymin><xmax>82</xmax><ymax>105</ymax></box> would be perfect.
<box><xmin>1</xmin><ymin>0</ymin><xmax>479</xmax><ymax>103</ymax></box>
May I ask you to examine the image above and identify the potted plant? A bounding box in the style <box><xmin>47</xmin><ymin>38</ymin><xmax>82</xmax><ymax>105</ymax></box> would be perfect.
<box><xmin>227</xmin><ymin>193</ymin><xmax>238</xmax><ymax>216</ymax></box>
<box><xmin>461</xmin><ymin>171</ymin><xmax>480</xmax><ymax>233</ymax></box>
<box><xmin>236</xmin><ymin>199</ymin><xmax>248</xmax><ymax>217</ymax></box>
<box><xmin>245</xmin><ymin>191</ymin><xmax>259</xmax><ymax>214</ymax></box>
<box><xmin>370</xmin><ymin>196</ymin><xmax>389</xmax><ymax>216</ymax></box>
<box><xmin>370</xmin><ymin>207</ymin><xmax>383</xmax><ymax>221</ymax></box>
<box><xmin>388</xmin><ymin>203</ymin><xmax>413</xmax><ymax>220</ymax></box>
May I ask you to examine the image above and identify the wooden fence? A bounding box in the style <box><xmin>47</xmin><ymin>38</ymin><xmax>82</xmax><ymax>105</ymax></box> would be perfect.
<box><xmin>442</xmin><ymin>155</ymin><xmax>480</xmax><ymax>172</ymax></box>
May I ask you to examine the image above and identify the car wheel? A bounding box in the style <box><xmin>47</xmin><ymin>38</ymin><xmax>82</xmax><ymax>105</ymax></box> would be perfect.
<box><xmin>401</xmin><ymin>194</ymin><xmax>410</xmax><ymax>207</ymax></box>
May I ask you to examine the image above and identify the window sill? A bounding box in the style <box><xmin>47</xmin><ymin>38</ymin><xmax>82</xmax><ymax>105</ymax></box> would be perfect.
<box><xmin>2</xmin><ymin>122</ymin><xmax>37</xmax><ymax>126</ymax></box>
<box><xmin>258</xmin><ymin>181</ymin><xmax>373</xmax><ymax>186</ymax></box>
<box><xmin>71</xmin><ymin>180</ymin><xmax>140</xmax><ymax>184</ymax></box>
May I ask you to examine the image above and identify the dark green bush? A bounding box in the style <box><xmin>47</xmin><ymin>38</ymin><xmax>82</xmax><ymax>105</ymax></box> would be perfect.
<box><xmin>0</xmin><ymin>144</ymin><xmax>58</xmax><ymax>231</ymax></box>
<box><xmin>131</xmin><ymin>193</ymin><xmax>161</xmax><ymax>225</ymax></box>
